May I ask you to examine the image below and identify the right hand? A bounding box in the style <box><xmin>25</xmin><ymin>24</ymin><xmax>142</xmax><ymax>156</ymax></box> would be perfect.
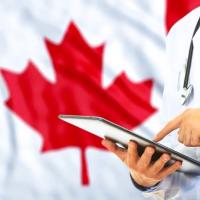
<box><xmin>102</xmin><ymin>139</ymin><xmax>182</xmax><ymax>188</ymax></box>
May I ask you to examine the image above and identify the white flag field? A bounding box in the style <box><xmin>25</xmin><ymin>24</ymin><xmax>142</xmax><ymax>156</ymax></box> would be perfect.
<box><xmin>0</xmin><ymin>0</ymin><xmax>198</xmax><ymax>199</ymax></box>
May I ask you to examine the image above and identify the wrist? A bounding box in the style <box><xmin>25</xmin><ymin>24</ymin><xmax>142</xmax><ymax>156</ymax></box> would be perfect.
<box><xmin>130</xmin><ymin>171</ymin><xmax>160</xmax><ymax>188</ymax></box>
<box><xmin>130</xmin><ymin>174</ymin><xmax>160</xmax><ymax>191</ymax></box>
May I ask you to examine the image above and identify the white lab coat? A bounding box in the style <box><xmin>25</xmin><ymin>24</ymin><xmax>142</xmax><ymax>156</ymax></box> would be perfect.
<box><xmin>143</xmin><ymin>7</ymin><xmax>200</xmax><ymax>200</ymax></box>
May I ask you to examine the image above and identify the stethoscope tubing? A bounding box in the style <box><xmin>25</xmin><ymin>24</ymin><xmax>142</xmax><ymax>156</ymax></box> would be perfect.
<box><xmin>183</xmin><ymin>16</ymin><xmax>200</xmax><ymax>89</ymax></box>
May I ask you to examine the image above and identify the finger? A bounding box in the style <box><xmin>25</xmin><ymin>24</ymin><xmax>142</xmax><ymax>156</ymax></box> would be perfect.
<box><xmin>137</xmin><ymin>146</ymin><xmax>155</xmax><ymax>172</ymax></box>
<box><xmin>190</xmin><ymin>132</ymin><xmax>200</xmax><ymax>147</ymax></box>
<box><xmin>178</xmin><ymin>126</ymin><xmax>184</xmax><ymax>143</ymax></box>
<box><xmin>127</xmin><ymin>141</ymin><xmax>139</xmax><ymax>168</ymax></box>
<box><xmin>154</xmin><ymin>114</ymin><xmax>182</xmax><ymax>142</ymax></box>
<box><xmin>158</xmin><ymin>161</ymin><xmax>182</xmax><ymax>179</ymax></box>
<box><xmin>102</xmin><ymin>139</ymin><xmax>126</xmax><ymax>161</ymax></box>
<box><xmin>149</xmin><ymin>154</ymin><xmax>171</xmax><ymax>175</ymax></box>
<box><xmin>183</xmin><ymin>127</ymin><xmax>192</xmax><ymax>146</ymax></box>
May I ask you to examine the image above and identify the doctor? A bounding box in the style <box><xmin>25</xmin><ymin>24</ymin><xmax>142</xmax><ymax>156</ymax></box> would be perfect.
<box><xmin>102</xmin><ymin>7</ymin><xmax>200</xmax><ymax>200</ymax></box>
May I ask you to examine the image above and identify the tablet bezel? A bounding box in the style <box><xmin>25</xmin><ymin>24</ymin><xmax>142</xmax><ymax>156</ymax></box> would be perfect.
<box><xmin>59</xmin><ymin>114</ymin><xmax>200</xmax><ymax>174</ymax></box>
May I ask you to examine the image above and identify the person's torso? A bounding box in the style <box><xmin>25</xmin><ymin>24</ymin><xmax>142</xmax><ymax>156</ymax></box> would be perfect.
<box><xmin>160</xmin><ymin>7</ymin><xmax>200</xmax><ymax>161</ymax></box>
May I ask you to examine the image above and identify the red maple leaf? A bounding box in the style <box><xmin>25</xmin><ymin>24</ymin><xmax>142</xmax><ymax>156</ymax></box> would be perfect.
<box><xmin>0</xmin><ymin>22</ymin><xmax>157</xmax><ymax>185</ymax></box>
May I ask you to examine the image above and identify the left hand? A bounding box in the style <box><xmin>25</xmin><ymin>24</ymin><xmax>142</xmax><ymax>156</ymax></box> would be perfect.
<box><xmin>154</xmin><ymin>108</ymin><xmax>200</xmax><ymax>147</ymax></box>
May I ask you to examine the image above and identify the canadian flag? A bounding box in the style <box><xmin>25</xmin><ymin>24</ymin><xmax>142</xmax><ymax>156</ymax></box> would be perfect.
<box><xmin>0</xmin><ymin>0</ymin><xmax>199</xmax><ymax>200</ymax></box>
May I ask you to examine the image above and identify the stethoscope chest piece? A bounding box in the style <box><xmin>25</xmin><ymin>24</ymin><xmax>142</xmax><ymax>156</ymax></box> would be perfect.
<box><xmin>180</xmin><ymin>84</ymin><xmax>193</xmax><ymax>105</ymax></box>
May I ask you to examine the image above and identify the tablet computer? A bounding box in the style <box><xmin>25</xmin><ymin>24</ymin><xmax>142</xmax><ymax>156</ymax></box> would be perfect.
<box><xmin>58</xmin><ymin>114</ymin><xmax>200</xmax><ymax>174</ymax></box>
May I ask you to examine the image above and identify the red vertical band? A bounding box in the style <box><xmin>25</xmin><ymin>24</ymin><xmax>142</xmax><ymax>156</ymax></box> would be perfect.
<box><xmin>166</xmin><ymin>0</ymin><xmax>200</xmax><ymax>33</ymax></box>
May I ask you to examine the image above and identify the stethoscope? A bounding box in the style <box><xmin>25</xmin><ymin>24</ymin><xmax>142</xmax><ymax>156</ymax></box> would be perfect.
<box><xmin>180</xmin><ymin>16</ymin><xmax>200</xmax><ymax>105</ymax></box>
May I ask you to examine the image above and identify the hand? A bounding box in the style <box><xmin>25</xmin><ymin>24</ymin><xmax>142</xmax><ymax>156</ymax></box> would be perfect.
<box><xmin>154</xmin><ymin>108</ymin><xmax>200</xmax><ymax>147</ymax></box>
<box><xmin>102</xmin><ymin>139</ymin><xmax>181</xmax><ymax>187</ymax></box>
